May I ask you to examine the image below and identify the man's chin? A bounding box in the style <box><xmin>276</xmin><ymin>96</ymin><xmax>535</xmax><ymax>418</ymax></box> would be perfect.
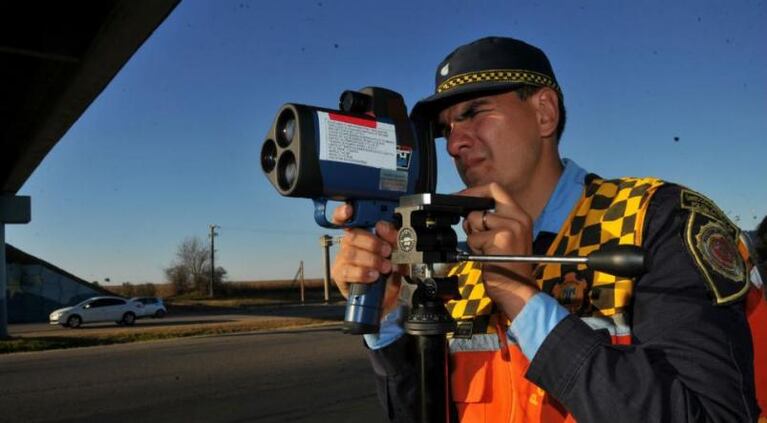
<box><xmin>461</xmin><ymin>170</ymin><xmax>487</xmax><ymax>187</ymax></box>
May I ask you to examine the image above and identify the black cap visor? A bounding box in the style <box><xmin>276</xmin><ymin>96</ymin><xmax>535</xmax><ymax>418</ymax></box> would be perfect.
<box><xmin>411</xmin><ymin>81</ymin><xmax>530</xmax><ymax>124</ymax></box>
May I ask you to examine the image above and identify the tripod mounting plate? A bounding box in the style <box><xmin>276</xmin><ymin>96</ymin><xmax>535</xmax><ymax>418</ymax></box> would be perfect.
<box><xmin>392</xmin><ymin>194</ymin><xmax>493</xmax><ymax>265</ymax></box>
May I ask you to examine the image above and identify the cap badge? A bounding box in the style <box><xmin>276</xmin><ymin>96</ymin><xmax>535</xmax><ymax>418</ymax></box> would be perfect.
<box><xmin>440</xmin><ymin>63</ymin><xmax>450</xmax><ymax>77</ymax></box>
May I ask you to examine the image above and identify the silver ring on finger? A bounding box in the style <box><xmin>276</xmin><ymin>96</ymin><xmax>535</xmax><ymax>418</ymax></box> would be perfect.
<box><xmin>481</xmin><ymin>210</ymin><xmax>490</xmax><ymax>231</ymax></box>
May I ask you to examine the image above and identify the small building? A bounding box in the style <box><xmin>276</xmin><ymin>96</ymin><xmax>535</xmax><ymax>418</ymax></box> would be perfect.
<box><xmin>5</xmin><ymin>244</ymin><xmax>112</xmax><ymax>323</ymax></box>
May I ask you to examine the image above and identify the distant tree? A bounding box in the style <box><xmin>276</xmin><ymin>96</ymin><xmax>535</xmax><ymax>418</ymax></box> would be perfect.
<box><xmin>165</xmin><ymin>264</ymin><xmax>190</xmax><ymax>295</ymax></box>
<box><xmin>165</xmin><ymin>236</ymin><xmax>226</xmax><ymax>296</ymax></box>
<box><xmin>202</xmin><ymin>265</ymin><xmax>227</xmax><ymax>294</ymax></box>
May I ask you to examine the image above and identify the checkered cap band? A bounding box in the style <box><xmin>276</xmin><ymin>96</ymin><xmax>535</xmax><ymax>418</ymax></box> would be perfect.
<box><xmin>437</xmin><ymin>69</ymin><xmax>561</xmax><ymax>95</ymax></box>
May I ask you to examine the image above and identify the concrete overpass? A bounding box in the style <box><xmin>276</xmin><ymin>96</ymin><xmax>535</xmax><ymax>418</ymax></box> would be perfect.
<box><xmin>0</xmin><ymin>0</ymin><xmax>180</xmax><ymax>337</ymax></box>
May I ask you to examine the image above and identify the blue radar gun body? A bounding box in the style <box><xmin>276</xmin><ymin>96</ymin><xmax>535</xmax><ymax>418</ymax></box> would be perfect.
<box><xmin>260</xmin><ymin>87</ymin><xmax>436</xmax><ymax>334</ymax></box>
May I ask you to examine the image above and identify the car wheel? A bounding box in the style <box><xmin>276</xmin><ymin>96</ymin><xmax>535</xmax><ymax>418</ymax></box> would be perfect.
<box><xmin>67</xmin><ymin>315</ymin><xmax>82</xmax><ymax>329</ymax></box>
<box><xmin>154</xmin><ymin>309</ymin><xmax>166</xmax><ymax>318</ymax></box>
<box><xmin>121</xmin><ymin>312</ymin><xmax>136</xmax><ymax>326</ymax></box>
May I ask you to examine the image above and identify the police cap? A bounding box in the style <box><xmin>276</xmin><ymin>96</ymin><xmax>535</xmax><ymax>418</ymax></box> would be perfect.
<box><xmin>412</xmin><ymin>36</ymin><xmax>562</xmax><ymax>120</ymax></box>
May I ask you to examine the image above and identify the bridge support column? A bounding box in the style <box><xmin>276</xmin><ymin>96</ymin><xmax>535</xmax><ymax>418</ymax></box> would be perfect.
<box><xmin>0</xmin><ymin>195</ymin><xmax>31</xmax><ymax>339</ymax></box>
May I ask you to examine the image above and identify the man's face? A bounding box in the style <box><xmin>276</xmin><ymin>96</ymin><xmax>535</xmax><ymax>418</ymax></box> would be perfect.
<box><xmin>437</xmin><ymin>90</ymin><xmax>543</xmax><ymax>192</ymax></box>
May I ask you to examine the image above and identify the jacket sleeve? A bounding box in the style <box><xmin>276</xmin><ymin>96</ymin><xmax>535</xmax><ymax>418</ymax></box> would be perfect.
<box><xmin>525</xmin><ymin>185</ymin><xmax>760</xmax><ymax>422</ymax></box>
<box><xmin>366</xmin><ymin>333</ymin><xmax>419</xmax><ymax>422</ymax></box>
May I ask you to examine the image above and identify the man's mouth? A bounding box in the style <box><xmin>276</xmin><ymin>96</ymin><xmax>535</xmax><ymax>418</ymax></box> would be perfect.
<box><xmin>459</xmin><ymin>155</ymin><xmax>485</xmax><ymax>173</ymax></box>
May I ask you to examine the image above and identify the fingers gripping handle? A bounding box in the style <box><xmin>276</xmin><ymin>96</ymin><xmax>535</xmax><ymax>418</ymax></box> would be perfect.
<box><xmin>342</xmin><ymin>275</ymin><xmax>388</xmax><ymax>334</ymax></box>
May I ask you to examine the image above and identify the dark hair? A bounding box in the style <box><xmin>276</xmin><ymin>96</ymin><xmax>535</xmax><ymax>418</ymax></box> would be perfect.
<box><xmin>515</xmin><ymin>85</ymin><xmax>567</xmax><ymax>143</ymax></box>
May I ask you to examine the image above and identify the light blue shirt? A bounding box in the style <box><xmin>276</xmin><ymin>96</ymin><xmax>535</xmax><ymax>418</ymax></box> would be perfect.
<box><xmin>365</xmin><ymin>159</ymin><xmax>588</xmax><ymax>357</ymax></box>
<box><xmin>509</xmin><ymin>158</ymin><xmax>587</xmax><ymax>360</ymax></box>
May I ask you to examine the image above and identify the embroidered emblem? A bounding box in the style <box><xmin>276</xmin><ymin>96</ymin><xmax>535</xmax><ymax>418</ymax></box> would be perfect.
<box><xmin>680</xmin><ymin>189</ymin><xmax>748</xmax><ymax>304</ymax></box>
<box><xmin>696</xmin><ymin>221</ymin><xmax>744</xmax><ymax>281</ymax></box>
<box><xmin>552</xmin><ymin>272</ymin><xmax>589</xmax><ymax>313</ymax></box>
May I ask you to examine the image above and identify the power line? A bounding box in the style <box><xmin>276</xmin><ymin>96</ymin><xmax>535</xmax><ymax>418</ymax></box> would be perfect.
<box><xmin>216</xmin><ymin>225</ymin><xmax>331</xmax><ymax>237</ymax></box>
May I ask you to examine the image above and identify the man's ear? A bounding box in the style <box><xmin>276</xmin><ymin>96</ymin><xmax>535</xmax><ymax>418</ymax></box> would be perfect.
<box><xmin>533</xmin><ymin>87</ymin><xmax>560</xmax><ymax>139</ymax></box>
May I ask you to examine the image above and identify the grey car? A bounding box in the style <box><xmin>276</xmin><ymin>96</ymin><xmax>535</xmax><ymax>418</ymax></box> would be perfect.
<box><xmin>130</xmin><ymin>297</ymin><xmax>168</xmax><ymax>318</ymax></box>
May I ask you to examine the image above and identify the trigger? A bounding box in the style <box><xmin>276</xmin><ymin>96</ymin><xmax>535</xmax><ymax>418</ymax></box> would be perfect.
<box><xmin>313</xmin><ymin>198</ymin><xmax>341</xmax><ymax>228</ymax></box>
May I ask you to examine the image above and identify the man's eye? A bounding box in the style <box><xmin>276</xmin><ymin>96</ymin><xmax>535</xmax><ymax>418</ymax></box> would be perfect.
<box><xmin>439</xmin><ymin>125</ymin><xmax>451</xmax><ymax>139</ymax></box>
<box><xmin>462</xmin><ymin>107</ymin><xmax>489</xmax><ymax>120</ymax></box>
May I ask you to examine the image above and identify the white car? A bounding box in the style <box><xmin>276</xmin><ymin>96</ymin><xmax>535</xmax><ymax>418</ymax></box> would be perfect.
<box><xmin>130</xmin><ymin>297</ymin><xmax>167</xmax><ymax>318</ymax></box>
<box><xmin>49</xmin><ymin>296</ymin><xmax>140</xmax><ymax>328</ymax></box>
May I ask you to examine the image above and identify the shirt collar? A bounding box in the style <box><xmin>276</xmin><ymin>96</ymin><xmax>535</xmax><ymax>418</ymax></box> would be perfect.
<box><xmin>533</xmin><ymin>158</ymin><xmax>588</xmax><ymax>239</ymax></box>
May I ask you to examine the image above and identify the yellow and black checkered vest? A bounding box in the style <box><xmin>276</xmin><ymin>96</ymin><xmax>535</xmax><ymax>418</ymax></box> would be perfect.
<box><xmin>446</xmin><ymin>176</ymin><xmax>665</xmax><ymax>347</ymax></box>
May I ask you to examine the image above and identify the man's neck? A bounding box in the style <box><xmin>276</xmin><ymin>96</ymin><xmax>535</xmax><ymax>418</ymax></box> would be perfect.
<box><xmin>513</xmin><ymin>150</ymin><xmax>564</xmax><ymax>221</ymax></box>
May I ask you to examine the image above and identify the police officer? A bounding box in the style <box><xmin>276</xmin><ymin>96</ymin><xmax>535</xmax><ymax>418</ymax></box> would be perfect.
<box><xmin>331</xmin><ymin>37</ymin><xmax>765</xmax><ymax>422</ymax></box>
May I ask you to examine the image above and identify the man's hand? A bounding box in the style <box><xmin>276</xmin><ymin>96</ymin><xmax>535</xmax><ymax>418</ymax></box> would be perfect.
<box><xmin>459</xmin><ymin>182</ymin><xmax>539</xmax><ymax>321</ymax></box>
<box><xmin>330</xmin><ymin>204</ymin><xmax>403</xmax><ymax>317</ymax></box>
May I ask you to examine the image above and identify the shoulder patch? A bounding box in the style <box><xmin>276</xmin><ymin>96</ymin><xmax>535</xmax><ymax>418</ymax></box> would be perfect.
<box><xmin>680</xmin><ymin>189</ymin><xmax>748</xmax><ymax>304</ymax></box>
<box><xmin>680</xmin><ymin>189</ymin><xmax>729</xmax><ymax>221</ymax></box>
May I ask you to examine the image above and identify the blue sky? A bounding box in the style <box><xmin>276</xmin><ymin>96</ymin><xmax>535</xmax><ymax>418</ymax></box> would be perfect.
<box><xmin>7</xmin><ymin>0</ymin><xmax>766</xmax><ymax>284</ymax></box>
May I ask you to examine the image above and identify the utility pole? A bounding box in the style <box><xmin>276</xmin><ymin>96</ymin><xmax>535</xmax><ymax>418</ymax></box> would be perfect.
<box><xmin>299</xmin><ymin>261</ymin><xmax>305</xmax><ymax>303</ymax></box>
<box><xmin>291</xmin><ymin>261</ymin><xmax>305</xmax><ymax>303</ymax></box>
<box><xmin>320</xmin><ymin>235</ymin><xmax>333</xmax><ymax>303</ymax></box>
<box><xmin>320</xmin><ymin>234</ymin><xmax>344</xmax><ymax>303</ymax></box>
<box><xmin>209</xmin><ymin>224</ymin><xmax>220</xmax><ymax>298</ymax></box>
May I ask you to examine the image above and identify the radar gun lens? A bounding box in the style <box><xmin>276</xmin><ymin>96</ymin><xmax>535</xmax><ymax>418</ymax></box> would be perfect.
<box><xmin>276</xmin><ymin>109</ymin><xmax>296</xmax><ymax>148</ymax></box>
<box><xmin>260</xmin><ymin>139</ymin><xmax>277</xmax><ymax>173</ymax></box>
<box><xmin>277</xmin><ymin>151</ymin><xmax>297</xmax><ymax>191</ymax></box>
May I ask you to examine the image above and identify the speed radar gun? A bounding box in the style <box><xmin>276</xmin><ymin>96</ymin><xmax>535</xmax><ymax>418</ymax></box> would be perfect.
<box><xmin>260</xmin><ymin>88</ymin><xmax>648</xmax><ymax>423</ymax></box>
<box><xmin>260</xmin><ymin>87</ymin><xmax>437</xmax><ymax>334</ymax></box>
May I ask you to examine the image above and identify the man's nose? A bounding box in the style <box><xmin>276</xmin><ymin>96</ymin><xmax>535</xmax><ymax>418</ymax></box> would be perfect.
<box><xmin>445</xmin><ymin>121</ymin><xmax>473</xmax><ymax>157</ymax></box>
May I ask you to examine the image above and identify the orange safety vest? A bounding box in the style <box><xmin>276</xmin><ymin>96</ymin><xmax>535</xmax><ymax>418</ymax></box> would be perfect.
<box><xmin>743</xmin><ymin>239</ymin><xmax>767</xmax><ymax>422</ymax></box>
<box><xmin>445</xmin><ymin>177</ymin><xmax>767</xmax><ymax>422</ymax></box>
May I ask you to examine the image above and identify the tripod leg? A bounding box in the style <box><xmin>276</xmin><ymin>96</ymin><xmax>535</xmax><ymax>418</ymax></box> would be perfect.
<box><xmin>417</xmin><ymin>334</ymin><xmax>450</xmax><ymax>423</ymax></box>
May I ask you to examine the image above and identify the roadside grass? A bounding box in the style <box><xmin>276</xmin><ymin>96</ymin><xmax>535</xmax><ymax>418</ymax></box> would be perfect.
<box><xmin>1</xmin><ymin>317</ymin><xmax>338</xmax><ymax>355</ymax></box>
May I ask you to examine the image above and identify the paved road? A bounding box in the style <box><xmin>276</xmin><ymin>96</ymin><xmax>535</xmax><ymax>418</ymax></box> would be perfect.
<box><xmin>0</xmin><ymin>325</ymin><xmax>387</xmax><ymax>423</ymax></box>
